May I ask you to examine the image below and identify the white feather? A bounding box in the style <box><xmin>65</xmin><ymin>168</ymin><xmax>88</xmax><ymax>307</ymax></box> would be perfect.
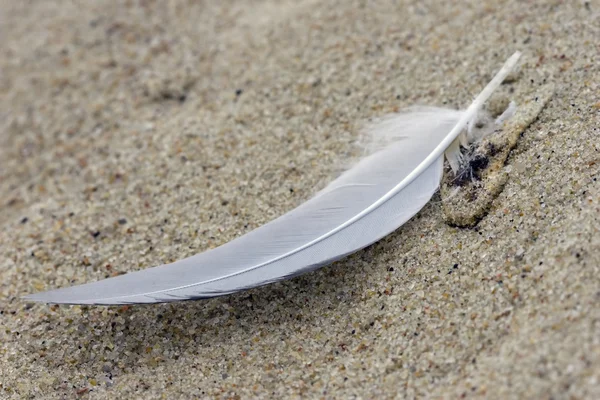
<box><xmin>24</xmin><ymin>52</ymin><xmax>521</xmax><ymax>305</ymax></box>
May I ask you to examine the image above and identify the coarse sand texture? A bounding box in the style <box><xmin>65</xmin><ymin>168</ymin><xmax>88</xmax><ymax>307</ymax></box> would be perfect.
<box><xmin>1</xmin><ymin>1</ymin><xmax>598</xmax><ymax>399</ymax></box>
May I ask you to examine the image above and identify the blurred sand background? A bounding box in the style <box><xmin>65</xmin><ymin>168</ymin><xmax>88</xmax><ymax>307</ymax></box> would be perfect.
<box><xmin>1</xmin><ymin>0</ymin><xmax>598</xmax><ymax>398</ymax></box>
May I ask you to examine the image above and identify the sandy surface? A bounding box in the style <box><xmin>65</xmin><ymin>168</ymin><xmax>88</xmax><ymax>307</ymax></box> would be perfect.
<box><xmin>1</xmin><ymin>1</ymin><xmax>599</xmax><ymax>398</ymax></box>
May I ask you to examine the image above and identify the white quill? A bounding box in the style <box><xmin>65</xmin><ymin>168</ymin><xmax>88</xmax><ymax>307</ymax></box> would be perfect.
<box><xmin>25</xmin><ymin>52</ymin><xmax>521</xmax><ymax>305</ymax></box>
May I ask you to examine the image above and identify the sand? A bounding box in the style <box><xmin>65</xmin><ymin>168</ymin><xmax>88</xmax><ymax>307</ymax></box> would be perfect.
<box><xmin>1</xmin><ymin>0</ymin><xmax>598</xmax><ymax>398</ymax></box>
